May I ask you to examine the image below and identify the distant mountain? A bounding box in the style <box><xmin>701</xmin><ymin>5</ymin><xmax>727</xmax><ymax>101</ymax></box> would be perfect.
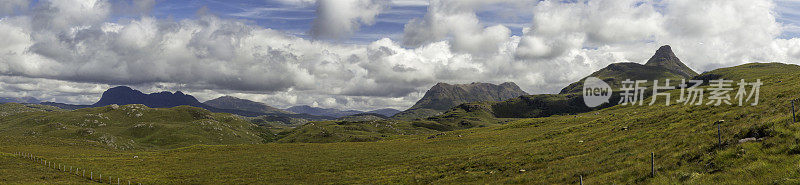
<box><xmin>39</xmin><ymin>102</ymin><xmax>91</xmax><ymax>110</ymax></box>
<box><xmin>284</xmin><ymin>106</ymin><xmax>400</xmax><ymax>118</ymax></box>
<box><xmin>204</xmin><ymin>96</ymin><xmax>292</xmax><ymax>114</ymax></box>
<box><xmin>392</xmin><ymin>82</ymin><xmax>528</xmax><ymax>120</ymax></box>
<box><xmin>367</xmin><ymin>108</ymin><xmax>401</xmax><ymax>117</ymax></box>
<box><xmin>0</xmin><ymin>97</ymin><xmax>40</xmax><ymax>104</ymax></box>
<box><xmin>286</xmin><ymin>105</ymin><xmax>363</xmax><ymax>118</ymax></box>
<box><xmin>90</xmin><ymin>86</ymin><xmax>332</xmax><ymax>119</ymax></box>
<box><xmin>428</xmin><ymin>45</ymin><xmax>700</xmax><ymax>130</ymax></box>
<box><xmin>337</xmin><ymin>113</ymin><xmax>388</xmax><ymax>122</ymax></box>
<box><xmin>559</xmin><ymin>45</ymin><xmax>698</xmax><ymax>94</ymax></box>
<box><xmin>93</xmin><ymin>86</ymin><xmax>207</xmax><ymax>108</ymax></box>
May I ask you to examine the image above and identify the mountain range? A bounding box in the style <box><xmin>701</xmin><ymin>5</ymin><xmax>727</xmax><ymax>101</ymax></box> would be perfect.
<box><xmin>1</xmin><ymin>45</ymin><xmax>693</xmax><ymax>123</ymax></box>
<box><xmin>203</xmin><ymin>96</ymin><xmax>292</xmax><ymax>115</ymax></box>
<box><xmin>0</xmin><ymin>97</ymin><xmax>39</xmax><ymax>104</ymax></box>
<box><xmin>429</xmin><ymin>45</ymin><xmax>699</xmax><ymax>124</ymax></box>
<box><xmin>286</xmin><ymin>105</ymin><xmax>401</xmax><ymax>118</ymax></box>
<box><xmin>17</xmin><ymin>86</ymin><xmax>396</xmax><ymax>121</ymax></box>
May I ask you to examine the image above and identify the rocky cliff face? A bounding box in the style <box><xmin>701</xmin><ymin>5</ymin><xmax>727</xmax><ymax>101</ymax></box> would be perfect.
<box><xmin>409</xmin><ymin>82</ymin><xmax>528</xmax><ymax>111</ymax></box>
<box><xmin>393</xmin><ymin>82</ymin><xmax>528</xmax><ymax>120</ymax></box>
<box><xmin>93</xmin><ymin>86</ymin><xmax>206</xmax><ymax>108</ymax></box>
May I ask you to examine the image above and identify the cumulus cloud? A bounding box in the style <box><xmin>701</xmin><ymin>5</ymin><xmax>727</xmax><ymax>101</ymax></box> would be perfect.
<box><xmin>31</xmin><ymin>0</ymin><xmax>111</xmax><ymax>30</ymax></box>
<box><xmin>1</xmin><ymin>0</ymin><xmax>799</xmax><ymax>112</ymax></box>
<box><xmin>310</xmin><ymin>0</ymin><xmax>390</xmax><ymax>39</ymax></box>
<box><xmin>402</xmin><ymin>0</ymin><xmax>531</xmax><ymax>55</ymax></box>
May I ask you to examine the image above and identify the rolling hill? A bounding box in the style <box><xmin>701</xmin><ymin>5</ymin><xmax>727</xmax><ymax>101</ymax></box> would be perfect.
<box><xmin>0</xmin><ymin>103</ymin><xmax>273</xmax><ymax>150</ymax></box>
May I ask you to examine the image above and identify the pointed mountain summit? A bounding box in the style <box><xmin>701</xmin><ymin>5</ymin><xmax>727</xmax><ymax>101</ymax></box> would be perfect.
<box><xmin>560</xmin><ymin>45</ymin><xmax>698</xmax><ymax>94</ymax></box>
<box><xmin>644</xmin><ymin>45</ymin><xmax>698</xmax><ymax>78</ymax></box>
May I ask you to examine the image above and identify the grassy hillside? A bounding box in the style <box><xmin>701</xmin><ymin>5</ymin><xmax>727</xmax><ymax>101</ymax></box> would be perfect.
<box><xmin>277</xmin><ymin>119</ymin><xmax>437</xmax><ymax>143</ymax></box>
<box><xmin>0</xmin><ymin>62</ymin><xmax>798</xmax><ymax>184</ymax></box>
<box><xmin>0</xmin><ymin>104</ymin><xmax>274</xmax><ymax>150</ymax></box>
<box><xmin>0</xmin><ymin>153</ymin><xmax>101</xmax><ymax>184</ymax></box>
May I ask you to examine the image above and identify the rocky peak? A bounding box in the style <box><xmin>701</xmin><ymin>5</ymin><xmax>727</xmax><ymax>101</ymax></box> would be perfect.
<box><xmin>644</xmin><ymin>45</ymin><xmax>698</xmax><ymax>78</ymax></box>
<box><xmin>409</xmin><ymin>82</ymin><xmax>528</xmax><ymax>111</ymax></box>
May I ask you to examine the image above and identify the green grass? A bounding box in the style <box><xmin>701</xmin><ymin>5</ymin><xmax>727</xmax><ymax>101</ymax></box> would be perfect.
<box><xmin>277</xmin><ymin>120</ymin><xmax>438</xmax><ymax>143</ymax></box>
<box><xmin>0</xmin><ymin>62</ymin><xmax>799</xmax><ymax>184</ymax></box>
<box><xmin>0</xmin><ymin>104</ymin><xmax>273</xmax><ymax>150</ymax></box>
<box><xmin>0</xmin><ymin>153</ymin><xmax>101</xmax><ymax>185</ymax></box>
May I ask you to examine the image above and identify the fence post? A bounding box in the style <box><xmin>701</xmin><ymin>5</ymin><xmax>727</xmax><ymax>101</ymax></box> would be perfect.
<box><xmin>651</xmin><ymin>152</ymin><xmax>655</xmax><ymax>177</ymax></box>
<box><xmin>717</xmin><ymin>124</ymin><xmax>722</xmax><ymax>146</ymax></box>
<box><xmin>792</xmin><ymin>100</ymin><xmax>796</xmax><ymax>123</ymax></box>
<box><xmin>579</xmin><ymin>175</ymin><xmax>583</xmax><ymax>185</ymax></box>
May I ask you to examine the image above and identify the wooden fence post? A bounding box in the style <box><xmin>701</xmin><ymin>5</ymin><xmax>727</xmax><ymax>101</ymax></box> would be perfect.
<box><xmin>717</xmin><ymin>124</ymin><xmax>722</xmax><ymax>146</ymax></box>
<box><xmin>651</xmin><ymin>152</ymin><xmax>655</xmax><ymax>177</ymax></box>
<box><xmin>792</xmin><ymin>100</ymin><xmax>796</xmax><ymax>123</ymax></box>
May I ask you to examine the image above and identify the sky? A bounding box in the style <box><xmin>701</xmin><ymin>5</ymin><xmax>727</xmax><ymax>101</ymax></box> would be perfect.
<box><xmin>0</xmin><ymin>0</ymin><xmax>800</xmax><ymax>111</ymax></box>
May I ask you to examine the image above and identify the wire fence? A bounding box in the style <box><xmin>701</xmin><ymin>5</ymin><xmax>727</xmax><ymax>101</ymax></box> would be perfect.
<box><xmin>9</xmin><ymin>151</ymin><xmax>143</xmax><ymax>185</ymax></box>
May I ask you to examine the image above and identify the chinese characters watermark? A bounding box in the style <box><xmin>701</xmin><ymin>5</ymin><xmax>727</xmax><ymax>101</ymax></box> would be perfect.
<box><xmin>583</xmin><ymin>78</ymin><xmax>762</xmax><ymax>107</ymax></box>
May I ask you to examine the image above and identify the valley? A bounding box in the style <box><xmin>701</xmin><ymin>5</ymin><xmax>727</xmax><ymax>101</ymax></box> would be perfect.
<box><xmin>2</xmin><ymin>61</ymin><xmax>798</xmax><ymax>184</ymax></box>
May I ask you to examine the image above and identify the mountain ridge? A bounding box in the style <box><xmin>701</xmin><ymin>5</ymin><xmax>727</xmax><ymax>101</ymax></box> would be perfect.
<box><xmin>204</xmin><ymin>96</ymin><xmax>292</xmax><ymax>114</ymax></box>
<box><xmin>0</xmin><ymin>97</ymin><xmax>40</xmax><ymax>104</ymax></box>
<box><xmin>285</xmin><ymin>105</ymin><xmax>401</xmax><ymax>118</ymax></box>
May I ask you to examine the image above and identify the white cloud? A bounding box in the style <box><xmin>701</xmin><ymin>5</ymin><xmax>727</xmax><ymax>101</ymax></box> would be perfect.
<box><xmin>1</xmin><ymin>0</ymin><xmax>800</xmax><ymax>112</ymax></box>
<box><xmin>391</xmin><ymin>0</ymin><xmax>429</xmax><ymax>7</ymax></box>
<box><xmin>402</xmin><ymin>0</ymin><xmax>524</xmax><ymax>55</ymax></box>
<box><xmin>31</xmin><ymin>0</ymin><xmax>111</xmax><ymax>30</ymax></box>
<box><xmin>310</xmin><ymin>0</ymin><xmax>390</xmax><ymax>39</ymax></box>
